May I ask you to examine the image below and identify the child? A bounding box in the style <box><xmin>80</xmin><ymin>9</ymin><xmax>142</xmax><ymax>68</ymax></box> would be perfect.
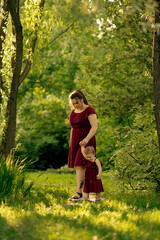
<box><xmin>81</xmin><ymin>146</ymin><xmax>104</xmax><ymax>201</ymax></box>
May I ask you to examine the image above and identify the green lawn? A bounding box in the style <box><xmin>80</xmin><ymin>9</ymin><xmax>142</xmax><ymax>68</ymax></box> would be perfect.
<box><xmin>0</xmin><ymin>169</ymin><xmax>160</xmax><ymax>240</ymax></box>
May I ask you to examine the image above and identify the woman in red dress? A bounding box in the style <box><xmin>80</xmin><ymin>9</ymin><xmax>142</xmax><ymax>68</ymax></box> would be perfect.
<box><xmin>68</xmin><ymin>90</ymin><xmax>98</xmax><ymax>200</ymax></box>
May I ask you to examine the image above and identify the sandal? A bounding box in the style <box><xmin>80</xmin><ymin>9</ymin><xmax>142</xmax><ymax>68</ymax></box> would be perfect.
<box><xmin>69</xmin><ymin>192</ymin><xmax>82</xmax><ymax>201</ymax></box>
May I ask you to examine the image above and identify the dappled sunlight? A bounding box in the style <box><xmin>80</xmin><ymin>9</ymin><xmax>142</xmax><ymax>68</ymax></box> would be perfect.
<box><xmin>0</xmin><ymin>171</ymin><xmax>160</xmax><ymax>239</ymax></box>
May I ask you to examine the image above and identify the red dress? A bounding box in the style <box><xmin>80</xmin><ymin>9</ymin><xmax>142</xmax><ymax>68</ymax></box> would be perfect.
<box><xmin>83</xmin><ymin>160</ymin><xmax>104</xmax><ymax>193</ymax></box>
<box><xmin>68</xmin><ymin>106</ymin><xmax>96</xmax><ymax>168</ymax></box>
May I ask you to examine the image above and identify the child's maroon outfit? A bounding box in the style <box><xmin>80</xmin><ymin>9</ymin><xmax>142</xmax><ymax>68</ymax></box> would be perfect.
<box><xmin>68</xmin><ymin>106</ymin><xmax>96</xmax><ymax>168</ymax></box>
<box><xmin>83</xmin><ymin>160</ymin><xmax>104</xmax><ymax>193</ymax></box>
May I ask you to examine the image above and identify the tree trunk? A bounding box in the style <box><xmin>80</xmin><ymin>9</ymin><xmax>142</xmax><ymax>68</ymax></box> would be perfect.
<box><xmin>1</xmin><ymin>0</ymin><xmax>23</xmax><ymax>157</ymax></box>
<box><xmin>153</xmin><ymin>1</ymin><xmax>160</xmax><ymax>151</ymax></box>
<box><xmin>1</xmin><ymin>0</ymin><xmax>45</xmax><ymax>157</ymax></box>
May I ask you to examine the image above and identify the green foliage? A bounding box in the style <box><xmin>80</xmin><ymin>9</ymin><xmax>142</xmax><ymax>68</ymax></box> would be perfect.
<box><xmin>0</xmin><ymin>151</ymin><xmax>33</xmax><ymax>200</ymax></box>
<box><xmin>16</xmin><ymin>91</ymin><xmax>70</xmax><ymax>170</ymax></box>
<box><xmin>74</xmin><ymin>1</ymin><xmax>153</xmax><ymax>123</ymax></box>
<box><xmin>113</xmin><ymin>102</ymin><xmax>160</xmax><ymax>191</ymax></box>
<box><xmin>0</xmin><ymin>0</ymin><xmax>157</xmax><ymax>190</ymax></box>
<box><xmin>96</xmin><ymin>117</ymin><xmax>117</xmax><ymax>170</ymax></box>
<box><xmin>20</xmin><ymin>0</ymin><xmax>43</xmax><ymax>61</ymax></box>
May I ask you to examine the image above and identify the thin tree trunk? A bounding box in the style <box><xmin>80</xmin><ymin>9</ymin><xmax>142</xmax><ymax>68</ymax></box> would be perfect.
<box><xmin>1</xmin><ymin>0</ymin><xmax>23</xmax><ymax>157</ymax></box>
<box><xmin>1</xmin><ymin>0</ymin><xmax>45</xmax><ymax>156</ymax></box>
<box><xmin>153</xmin><ymin>0</ymin><xmax>160</xmax><ymax>151</ymax></box>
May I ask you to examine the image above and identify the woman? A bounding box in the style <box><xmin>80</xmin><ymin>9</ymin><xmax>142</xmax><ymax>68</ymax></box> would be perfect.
<box><xmin>68</xmin><ymin>90</ymin><xmax>98</xmax><ymax>200</ymax></box>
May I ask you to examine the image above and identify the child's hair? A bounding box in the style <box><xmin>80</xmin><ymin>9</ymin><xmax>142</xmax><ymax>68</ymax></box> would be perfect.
<box><xmin>69</xmin><ymin>90</ymin><xmax>88</xmax><ymax>105</ymax></box>
<box><xmin>84</xmin><ymin>146</ymin><xmax>95</xmax><ymax>155</ymax></box>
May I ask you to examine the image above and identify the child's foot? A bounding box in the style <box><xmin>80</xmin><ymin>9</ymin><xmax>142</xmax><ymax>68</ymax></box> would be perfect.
<box><xmin>95</xmin><ymin>195</ymin><xmax>101</xmax><ymax>201</ymax></box>
<box><xmin>79</xmin><ymin>197</ymin><xmax>89</xmax><ymax>202</ymax></box>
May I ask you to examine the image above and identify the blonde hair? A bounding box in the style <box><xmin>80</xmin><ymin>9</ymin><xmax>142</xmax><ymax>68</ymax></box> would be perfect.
<box><xmin>84</xmin><ymin>146</ymin><xmax>95</xmax><ymax>155</ymax></box>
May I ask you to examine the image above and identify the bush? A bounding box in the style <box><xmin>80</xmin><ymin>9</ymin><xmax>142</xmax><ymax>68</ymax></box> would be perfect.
<box><xmin>112</xmin><ymin>103</ymin><xmax>160</xmax><ymax>191</ymax></box>
<box><xmin>16</xmin><ymin>93</ymin><xmax>70</xmax><ymax>170</ymax></box>
<box><xmin>96</xmin><ymin>117</ymin><xmax>117</xmax><ymax>170</ymax></box>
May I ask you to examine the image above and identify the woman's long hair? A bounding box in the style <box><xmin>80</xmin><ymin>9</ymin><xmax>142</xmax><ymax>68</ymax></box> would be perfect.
<box><xmin>69</xmin><ymin>90</ymin><xmax>88</xmax><ymax>105</ymax></box>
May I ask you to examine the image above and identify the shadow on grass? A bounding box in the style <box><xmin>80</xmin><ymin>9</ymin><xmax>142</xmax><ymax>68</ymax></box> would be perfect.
<box><xmin>4</xmin><ymin>202</ymin><xmax>160</xmax><ymax>240</ymax></box>
<box><xmin>0</xmin><ymin>215</ymin><xmax>17</xmax><ymax>239</ymax></box>
<box><xmin>7</xmin><ymin>187</ymin><xmax>71</xmax><ymax>211</ymax></box>
<box><xmin>1</xmin><ymin>188</ymin><xmax>160</xmax><ymax>240</ymax></box>
<box><xmin>1</xmin><ymin>170</ymin><xmax>160</xmax><ymax>240</ymax></box>
<box><xmin>6</xmin><ymin>211</ymin><xmax>128</xmax><ymax>240</ymax></box>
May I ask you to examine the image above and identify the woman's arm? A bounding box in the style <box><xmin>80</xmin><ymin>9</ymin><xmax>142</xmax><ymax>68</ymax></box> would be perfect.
<box><xmin>95</xmin><ymin>158</ymin><xmax>102</xmax><ymax>179</ymax></box>
<box><xmin>79</xmin><ymin>114</ymin><xmax>98</xmax><ymax>146</ymax></box>
<box><xmin>69</xmin><ymin>128</ymin><xmax>73</xmax><ymax>147</ymax></box>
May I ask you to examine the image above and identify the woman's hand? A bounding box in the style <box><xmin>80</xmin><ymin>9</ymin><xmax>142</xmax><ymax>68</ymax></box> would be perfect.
<box><xmin>79</xmin><ymin>138</ymin><xmax>88</xmax><ymax>147</ymax></box>
<box><xmin>96</xmin><ymin>174</ymin><xmax>101</xmax><ymax>179</ymax></box>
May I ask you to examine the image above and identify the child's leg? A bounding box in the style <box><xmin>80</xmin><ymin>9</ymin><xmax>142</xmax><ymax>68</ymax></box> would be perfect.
<box><xmin>83</xmin><ymin>192</ymin><xmax>89</xmax><ymax>198</ymax></box>
<box><xmin>82</xmin><ymin>192</ymin><xmax>89</xmax><ymax>200</ymax></box>
<box><xmin>96</xmin><ymin>193</ymin><xmax>101</xmax><ymax>200</ymax></box>
<box><xmin>79</xmin><ymin>192</ymin><xmax>89</xmax><ymax>201</ymax></box>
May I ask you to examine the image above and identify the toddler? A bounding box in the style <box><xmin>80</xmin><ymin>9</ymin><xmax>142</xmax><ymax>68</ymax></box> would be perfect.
<box><xmin>81</xmin><ymin>146</ymin><xmax>104</xmax><ymax>201</ymax></box>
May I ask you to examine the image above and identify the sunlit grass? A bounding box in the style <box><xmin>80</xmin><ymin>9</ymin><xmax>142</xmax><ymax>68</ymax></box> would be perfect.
<box><xmin>0</xmin><ymin>170</ymin><xmax>160</xmax><ymax>240</ymax></box>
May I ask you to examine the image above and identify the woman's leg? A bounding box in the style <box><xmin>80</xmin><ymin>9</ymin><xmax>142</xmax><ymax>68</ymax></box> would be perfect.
<box><xmin>75</xmin><ymin>165</ymin><xmax>86</xmax><ymax>193</ymax></box>
<box><xmin>69</xmin><ymin>166</ymin><xmax>85</xmax><ymax>200</ymax></box>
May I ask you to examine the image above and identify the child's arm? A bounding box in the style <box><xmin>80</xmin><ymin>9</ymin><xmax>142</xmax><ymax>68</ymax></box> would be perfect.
<box><xmin>95</xmin><ymin>158</ymin><xmax>102</xmax><ymax>179</ymax></box>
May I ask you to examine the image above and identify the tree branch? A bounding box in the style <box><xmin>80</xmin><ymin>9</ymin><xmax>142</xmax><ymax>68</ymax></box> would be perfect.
<box><xmin>19</xmin><ymin>17</ymin><xmax>78</xmax><ymax>86</ymax></box>
<box><xmin>128</xmin><ymin>152</ymin><xmax>143</xmax><ymax>165</ymax></box>
<box><xmin>40</xmin><ymin>18</ymin><xmax>78</xmax><ymax>52</ymax></box>
<box><xmin>19</xmin><ymin>0</ymin><xmax>45</xmax><ymax>86</ymax></box>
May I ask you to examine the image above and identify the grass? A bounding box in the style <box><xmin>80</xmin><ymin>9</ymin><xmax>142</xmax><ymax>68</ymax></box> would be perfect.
<box><xmin>0</xmin><ymin>152</ymin><xmax>33</xmax><ymax>200</ymax></box>
<box><xmin>0</xmin><ymin>168</ymin><xmax>160</xmax><ymax>240</ymax></box>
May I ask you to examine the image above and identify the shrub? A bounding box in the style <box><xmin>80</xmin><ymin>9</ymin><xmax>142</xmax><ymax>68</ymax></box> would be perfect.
<box><xmin>113</xmin><ymin>103</ymin><xmax>160</xmax><ymax>191</ymax></box>
<box><xmin>16</xmin><ymin>93</ymin><xmax>70</xmax><ymax>170</ymax></box>
<box><xmin>96</xmin><ymin>117</ymin><xmax>117</xmax><ymax>170</ymax></box>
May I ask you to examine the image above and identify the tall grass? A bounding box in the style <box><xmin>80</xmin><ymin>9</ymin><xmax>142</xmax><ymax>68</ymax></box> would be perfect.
<box><xmin>0</xmin><ymin>151</ymin><xmax>33</xmax><ymax>200</ymax></box>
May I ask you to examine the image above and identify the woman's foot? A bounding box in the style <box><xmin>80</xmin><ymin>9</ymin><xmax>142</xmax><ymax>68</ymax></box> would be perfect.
<box><xmin>69</xmin><ymin>192</ymin><xmax>82</xmax><ymax>201</ymax></box>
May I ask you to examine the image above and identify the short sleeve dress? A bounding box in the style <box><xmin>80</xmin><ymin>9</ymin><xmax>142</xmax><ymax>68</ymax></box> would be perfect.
<box><xmin>68</xmin><ymin>106</ymin><xmax>96</xmax><ymax>168</ymax></box>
